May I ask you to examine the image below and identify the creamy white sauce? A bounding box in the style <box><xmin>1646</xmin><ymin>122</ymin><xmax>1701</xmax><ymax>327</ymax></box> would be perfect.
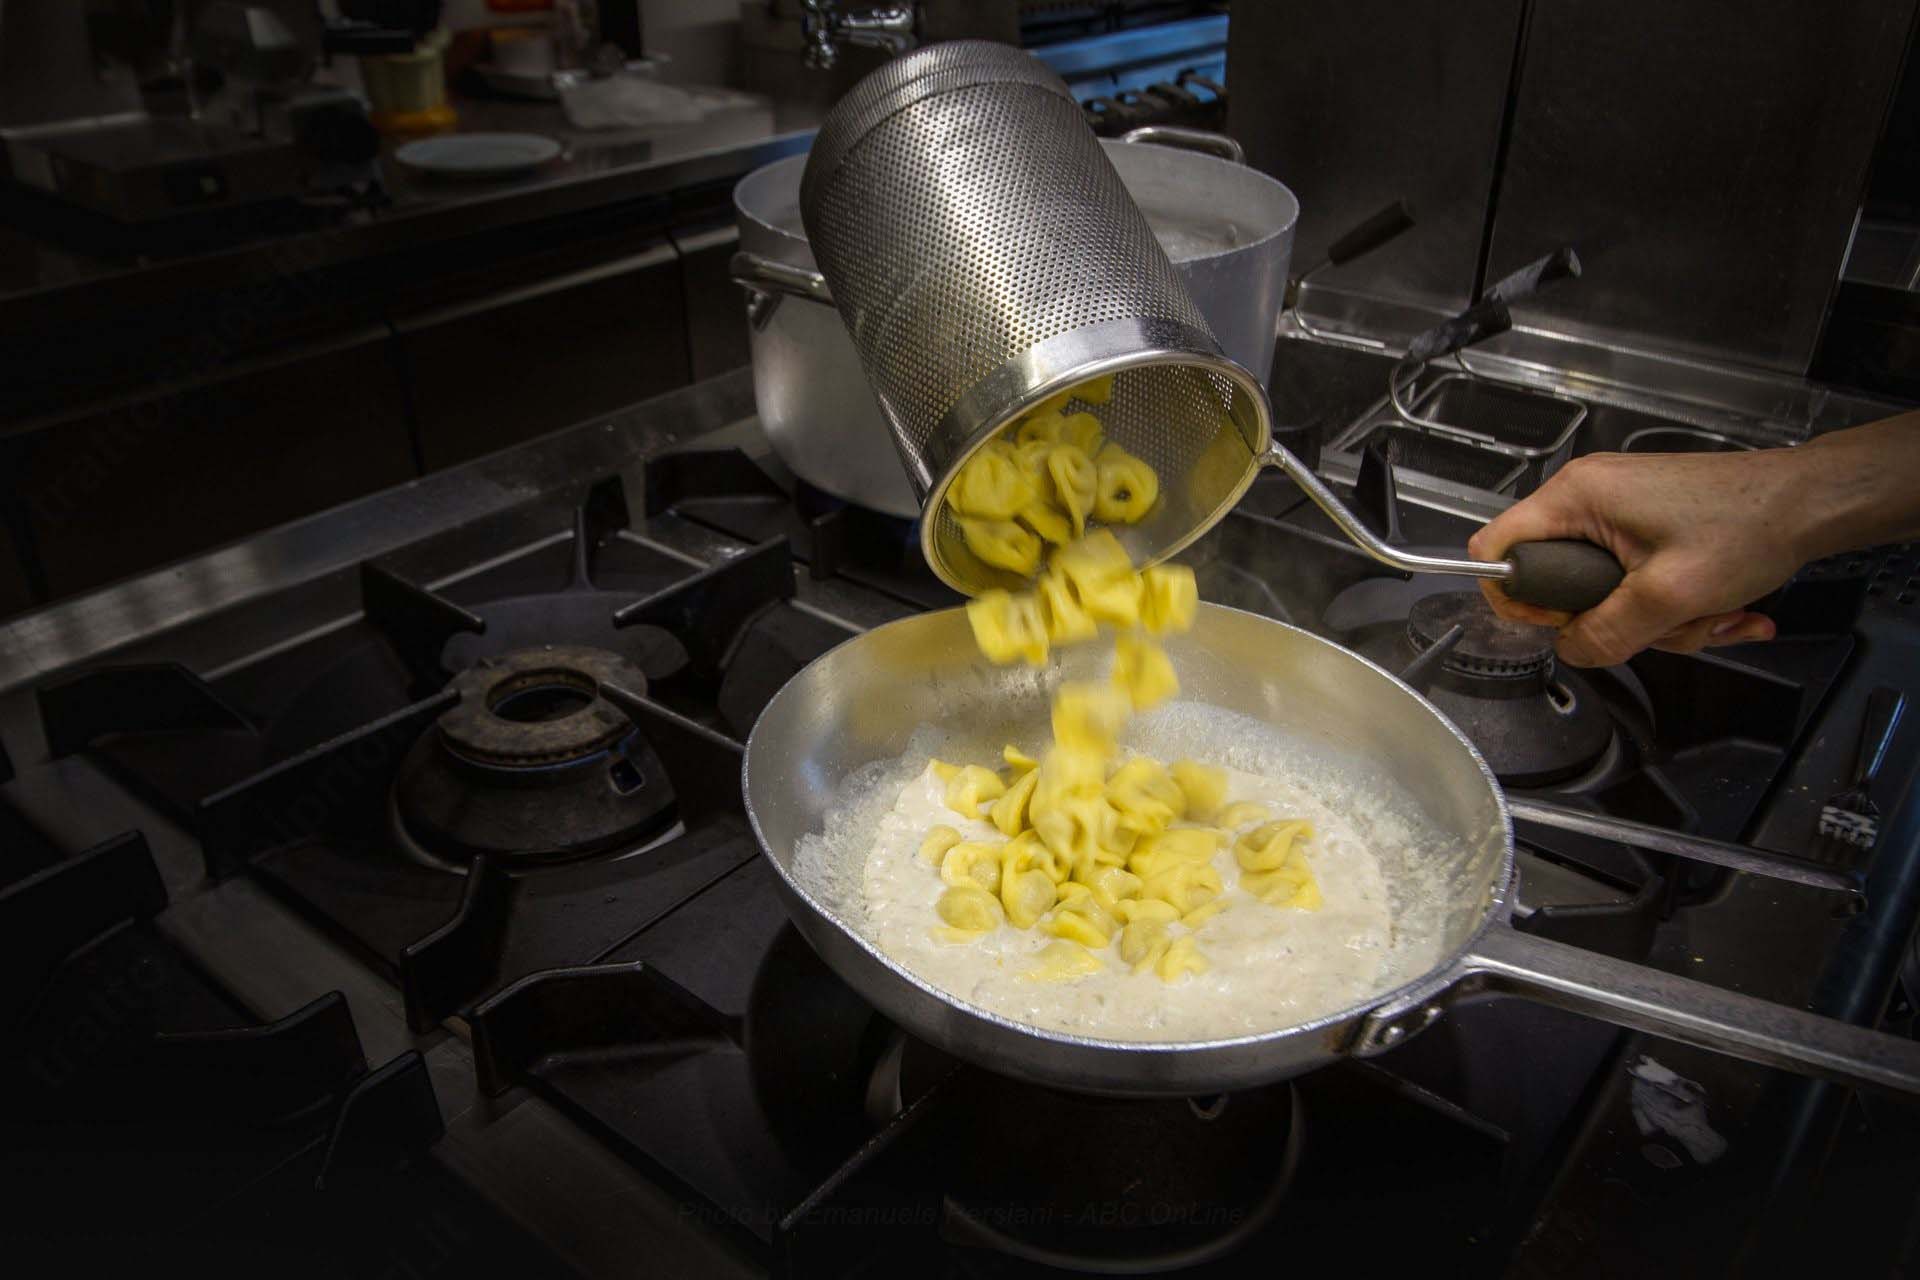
<box><xmin>860</xmin><ymin>759</ymin><xmax>1399</xmax><ymax>1042</ymax></box>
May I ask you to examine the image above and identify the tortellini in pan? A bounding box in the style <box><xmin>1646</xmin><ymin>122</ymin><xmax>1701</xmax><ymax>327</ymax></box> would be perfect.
<box><xmin>921</xmin><ymin>595</ymin><xmax>1322</xmax><ymax>982</ymax></box>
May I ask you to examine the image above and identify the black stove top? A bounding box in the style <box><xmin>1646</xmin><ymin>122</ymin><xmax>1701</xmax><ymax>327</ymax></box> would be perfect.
<box><xmin>2</xmin><ymin>399</ymin><xmax>1917</xmax><ymax>1278</ymax></box>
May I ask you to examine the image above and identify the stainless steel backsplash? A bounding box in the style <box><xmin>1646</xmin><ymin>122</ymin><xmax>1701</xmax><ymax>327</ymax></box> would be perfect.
<box><xmin>1231</xmin><ymin>0</ymin><xmax>1919</xmax><ymax>378</ymax></box>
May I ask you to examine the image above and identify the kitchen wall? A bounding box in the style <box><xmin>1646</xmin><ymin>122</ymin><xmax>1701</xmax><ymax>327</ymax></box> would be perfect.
<box><xmin>1228</xmin><ymin>0</ymin><xmax>1526</xmax><ymax>317</ymax></box>
<box><xmin>641</xmin><ymin>0</ymin><xmax>742</xmax><ymax>85</ymax></box>
<box><xmin>1231</xmin><ymin>0</ymin><xmax>1920</xmax><ymax>381</ymax></box>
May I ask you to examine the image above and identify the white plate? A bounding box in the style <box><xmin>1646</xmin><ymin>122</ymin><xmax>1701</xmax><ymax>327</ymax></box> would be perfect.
<box><xmin>394</xmin><ymin>133</ymin><xmax>564</xmax><ymax>179</ymax></box>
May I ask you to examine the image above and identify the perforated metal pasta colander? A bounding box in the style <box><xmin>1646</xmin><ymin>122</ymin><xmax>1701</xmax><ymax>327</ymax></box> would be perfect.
<box><xmin>799</xmin><ymin>41</ymin><xmax>1624</xmax><ymax>612</ymax></box>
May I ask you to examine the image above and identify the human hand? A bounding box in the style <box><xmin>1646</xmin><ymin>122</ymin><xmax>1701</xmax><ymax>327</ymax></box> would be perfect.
<box><xmin>1467</xmin><ymin>450</ymin><xmax>1810</xmax><ymax>667</ymax></box>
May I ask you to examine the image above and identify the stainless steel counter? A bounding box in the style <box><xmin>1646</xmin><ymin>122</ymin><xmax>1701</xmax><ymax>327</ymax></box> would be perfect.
<box><xmin>0</xmin><ymin>90</ymin><xmax>818</xmax><ymax>330</ymax></box>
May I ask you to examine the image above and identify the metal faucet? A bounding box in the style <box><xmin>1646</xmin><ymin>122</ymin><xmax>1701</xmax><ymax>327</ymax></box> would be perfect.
<box><xmin>800</xmin><ymin>1</ymin><xmax>915</xmax><ymax>71</ymax></box>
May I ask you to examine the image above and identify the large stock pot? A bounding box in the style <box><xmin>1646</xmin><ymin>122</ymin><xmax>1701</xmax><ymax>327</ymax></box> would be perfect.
<box><xmin>732</xmin><ymin>128</ymin><xmax>1297</xmax><ymax>518</ymax></box>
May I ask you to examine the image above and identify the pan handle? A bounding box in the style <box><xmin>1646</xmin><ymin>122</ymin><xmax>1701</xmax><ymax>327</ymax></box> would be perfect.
<box><xmin>1360</xmin><ymin>925</ymin><xmax>1920</xmax><ymax>1099</ymax></box>
<box><xmin>1507</xmin><ymin>797</ymin><xmax>1865</xmax><ymax>898</ymax></box>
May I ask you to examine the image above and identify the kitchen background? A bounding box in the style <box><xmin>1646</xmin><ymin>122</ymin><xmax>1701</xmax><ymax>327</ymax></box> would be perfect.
<box><xmin>4</xmin><ymin>5</ymin><xmax>1920</xmax><ymax>1278</ymax></box>
<box><xmin>1</xmin><ymin>1</ymin><xmax>1909</xmax><ymax>624</ymax></box>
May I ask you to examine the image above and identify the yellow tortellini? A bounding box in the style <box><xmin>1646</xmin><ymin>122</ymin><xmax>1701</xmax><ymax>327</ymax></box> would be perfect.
<box><xmin>958</xmin><ymin>515</ymin><xmax>1042</xmax><ymax>577</ymax></box>
<box><xmin>1076</xmin><ymin>865</ymin><xmax>1143</xmax><ymax>914</ymax></box>
<box><xmin>1157</xmin><ymin>934</ymin><xmax>1209</xmax><ymax>982</ymax></box>
<box><xmin>1036</xmin><ymin>568</ymin><xmax>1098</xmax><ymax>644</ymax></box>
<box><xmin>919</xmin><ymin>824</ymin><xmax>962</xmax><ymax>866</ymax></box>
<box><xmin>1235</xmin><ymin>820</ymin><xmax>1323</xmax><ymax>911</ymax></box>
<box><xmin>1112</xmin><ymin>632</ymin><xmax>1178</xmax><ymax>711</ymax></box>
<box><xmin>1181</xmin><ymin>898</ymin><xmax>1228</xmax><ymax>929</ymax></box>
<box><xmin>1018</xmin><ymin>407</ymin><xmax>1105</xmax><ymax>455</ymax></box>
<box><xmin>1001</xmin><ymin>863</ymin><xmax>1058</xmax><ymax>929</ymax></box>
<box><xmin>1216</xmin><ymin>801</ymin><xmax>1272</xmax><ymax>830</ymax></box>
<box><xmin>1052</xmin><ymin>682</ymin><xmax>1132</xmax><ymax>754</ymax></box>
<box><xmin>1093</xmin><ymin>443</ymin><xmax>1159</xmax><ymax>525</ymax></box>
<box><xmin>1170</xmin><ymin>761</ymin><xmax>1227</xmax><ymax>822</ymax></box>
<box><xmin>924</xmin><ymin>546</ymin><xmax>1320</xmax><ymax>981</ymax></box>
<box><xmin>1140</xmin><ymin>565</ymin><xmax>1199</xmax><ymax>634</ymax></box>
<box><xmin>944</xmin><ymin>764</ymin><xmax>1005</xmax><ymax>820</ymax></box>
<box><xmin>940</xmin><ymin>841</ymin><xmax>1004</xmax><ymax>892</ymax></box>
<box><xmin>1117</xmin><ymin>919</ymin><xmax>1171</xmax><ymax>972</ymax></box>
<box><xmin>1053</xmin><ymin>531</ymin><xmax>1143</xmax><ymax>626</ymax></box>
<box><xmin>965</xmin><ymin>590</ymin><xmax>1050</xmax><ymax>665</ymax></box>
<box><xmin>952</xmin><ymin>384</ymin><xmax>1152</xmax><ymax>592</ymax></box>
<box><xmin>1003</xmin><ymin>829</ymin><xmax>1069</xmax><ymax>885</ymax></box>
<box><xmin>1127</xmin><ymin>828</ymin><xmax>1220</xmax><ymax>878</ymax></box>
<box><xmin>1017</xmin><ymin>501</ymin><xmax>1074</xmax><ymax>548</ymax></box>
<box><xmin>1137</xmin><ymin>861</ymin><xmax>1223</xmax><ymax>916</ymax></box>
<box><xmin>1045</xmin><ymin>446</ymin><xmax>1097</xmax><ymax>537</ymax></box>
<box><xmin>1027</xmin><ymin>939</ymin><xmax>1105</xmax><ymax>982</ymax></box>
<box><xmin>1043</xmin><ymin>900</ymin><xmax>1114</xmax><ymax>949</ymax></box>
<box><xmin>936</xmin><ymin>885</ymin><xmax>1003</xmax><ymax>940</ymax></box>
<box><xmin>1106</xmin><ymin>756</ymin><xmax>1186</xmax><ymax>837</ymax></box>
<box><xmin>1234</xmin><ymin>819</ymin><xmax>1313</xmax><ymax>872</ymax></box>
<box><xmin>948</xmin><ymin>443</ymin><xmax>1038</xmax><ymax>520</ymax></box>
<box><xmin>1113</xmin><ymin>896</ymin><xmax>1179</xmax><ymax>925</ymax></box>
<box><xmin>1075</xmin><ymin>375</ymin><xmax>1116</xmax><ymax>406</ymax></box>
<box><xmin>989</xmin><ymin>766</ymin><xmax>1039</xmax><ymax>837</ymax></box>
<box><xmin>1031</xmin><ymin>793</ymin><xmax>1132</xmax><ymax>873</ymax></box>
<box><xmin>961</xmin><ymin>530</ymin><xmax>1198</xmax><ymax>670</ymax></box>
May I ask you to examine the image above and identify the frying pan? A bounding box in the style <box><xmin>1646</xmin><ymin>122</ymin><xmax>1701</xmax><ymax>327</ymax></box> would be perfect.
<box><xmin>742</xmin><ymin>603</ymin><xmax>1920</xmax><ymax>1099</ymax></box>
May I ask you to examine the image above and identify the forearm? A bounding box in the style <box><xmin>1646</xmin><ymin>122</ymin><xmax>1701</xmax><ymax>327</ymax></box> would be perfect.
<box><xmin>1794</xmin><ymin>411</ymin><xmax>1920</xmax><ymax>562</ymax></box>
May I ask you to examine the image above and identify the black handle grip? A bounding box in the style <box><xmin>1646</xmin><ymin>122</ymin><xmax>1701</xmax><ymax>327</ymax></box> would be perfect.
<box><xmin>1483</xmin><ymin>247</ymin><xmax>1583</xmax><ymax>309</ymax></box>
<box><xmin>1326</xmin><ymin>200</ymin><xmax>1416</xmax><ymax>266</ymax></box>
<box><xmin>1504</xmin><ymin>540</ymin><xmax>1625</xmax><ymax>613</ymax></box>
<box><xmin>1406</xmin><ymin>297</ymin><xmax>1512</xmax><ymax>363</ymax></box>
<box><xmin>1854</xmin><ymin>687</ymin><xmax>1907</xmax><ymax>789</ymax></box>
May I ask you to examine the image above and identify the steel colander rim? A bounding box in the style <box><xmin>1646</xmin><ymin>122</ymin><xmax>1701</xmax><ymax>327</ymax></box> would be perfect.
<box><xmin>920</xmin><ymin>346</ymin><xmax>1273</xmax><ymax>595</ymax></box>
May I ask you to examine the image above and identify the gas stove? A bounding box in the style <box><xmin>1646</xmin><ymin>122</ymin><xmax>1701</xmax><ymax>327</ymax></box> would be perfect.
<box><xmin>1</xmin><ymin>364</ymin><xmax>1916</xmax><ymax>1278</ymax></box>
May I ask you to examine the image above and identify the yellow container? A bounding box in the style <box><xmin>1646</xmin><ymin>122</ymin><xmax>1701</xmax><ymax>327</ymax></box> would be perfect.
<box><xmin>361</xmin><ymin>27</ymin><xmax>458</xmax><ymax>135</ymax></box>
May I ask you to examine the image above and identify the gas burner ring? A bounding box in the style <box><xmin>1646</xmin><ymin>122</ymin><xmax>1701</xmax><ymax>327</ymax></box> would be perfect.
<box><xmin>1407</xmin><ymin>590</ymin><xmax>1556</xmax><ymax>679</ymax></box>
<box><xmin>438</xmin><ymin>645</ymin><xmax>644</xmax><ymax>767</ymax></box>
<box><xmin>395</xmin><ymin>644</ymin><xmax>677</xmax><ymax>866</ymax></box>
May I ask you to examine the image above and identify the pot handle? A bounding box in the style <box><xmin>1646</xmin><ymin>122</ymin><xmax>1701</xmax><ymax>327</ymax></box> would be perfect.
<box><xmin>730</xmin><ymin>250</ymin><xmax>834</xmax><ymax>303</ymax></box>
<box><xmin>1372</xmin><ymin>925</ymin><xmax>1920</xmax><ymax>1098</ymax></box>
<box><xmin>1117</xmin><ymin>124</ymin><xmax>1245</xmax><ymax>164</ymax></box>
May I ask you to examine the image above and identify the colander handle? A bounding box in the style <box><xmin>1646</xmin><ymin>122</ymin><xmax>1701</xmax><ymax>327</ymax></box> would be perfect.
<box><xmin>1260</xmin><ymin>444</ymin><xmax>1625</xmax><ymax>613</ymax></box>
<box><xmin>1117</xmin><ymin>125</ymin><xmax>1244</xmax><ymax>164</ymax></box>
<box><xmin>1501</xmin><ymin>539</ymin><xmax>1625</xmax><ymax>613</ymax></box>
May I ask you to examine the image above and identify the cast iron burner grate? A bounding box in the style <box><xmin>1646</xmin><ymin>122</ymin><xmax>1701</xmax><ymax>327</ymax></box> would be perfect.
<box><xmin>0</xmin><ymin>832</ymin><xmax>511</xmax><ymax>1275</ymax></box>
<box><xmin>469</xmin><ymin>858</ymin><xmax>1510</xmax><ymax>1277</ymax></box>
<box><xmin>643</xmin><ymin>446</ymin><xmax>964</xmax><ymax>613</ymax></box>
<box><xmin>28</xmin><ymin>477</ymin><xmax>862</xmax><ymax>1033</ymax></box>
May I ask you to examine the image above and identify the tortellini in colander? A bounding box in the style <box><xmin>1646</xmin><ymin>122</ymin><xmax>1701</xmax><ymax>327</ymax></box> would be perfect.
<box><xmin>947</xmin><ymin>379</ymin><xmax>1160</xmax><ymax>587</ymax></box>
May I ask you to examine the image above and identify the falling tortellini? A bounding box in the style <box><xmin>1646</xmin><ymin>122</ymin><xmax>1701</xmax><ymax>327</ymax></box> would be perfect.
<box><xmin>922</xmin><ymin>623</ymin><xmax>1322</xmax><ymax>984</ymax></box>
<box><xmin>966</xmin><ymin>529</ymin><xmax>1198</xmax><ymax>668</ymax></box>
<box><xmin>946</xmin><ymin>376</ymin><xmax>1160</xmax><ymax>578</ymax></box>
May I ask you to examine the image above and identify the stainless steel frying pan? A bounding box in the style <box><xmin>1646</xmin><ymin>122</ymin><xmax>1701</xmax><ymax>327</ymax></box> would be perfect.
<box><xmin>742</xmin><ymin>604</ymin><xmax>1920</xmax><ymax>1099</ymax></box>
